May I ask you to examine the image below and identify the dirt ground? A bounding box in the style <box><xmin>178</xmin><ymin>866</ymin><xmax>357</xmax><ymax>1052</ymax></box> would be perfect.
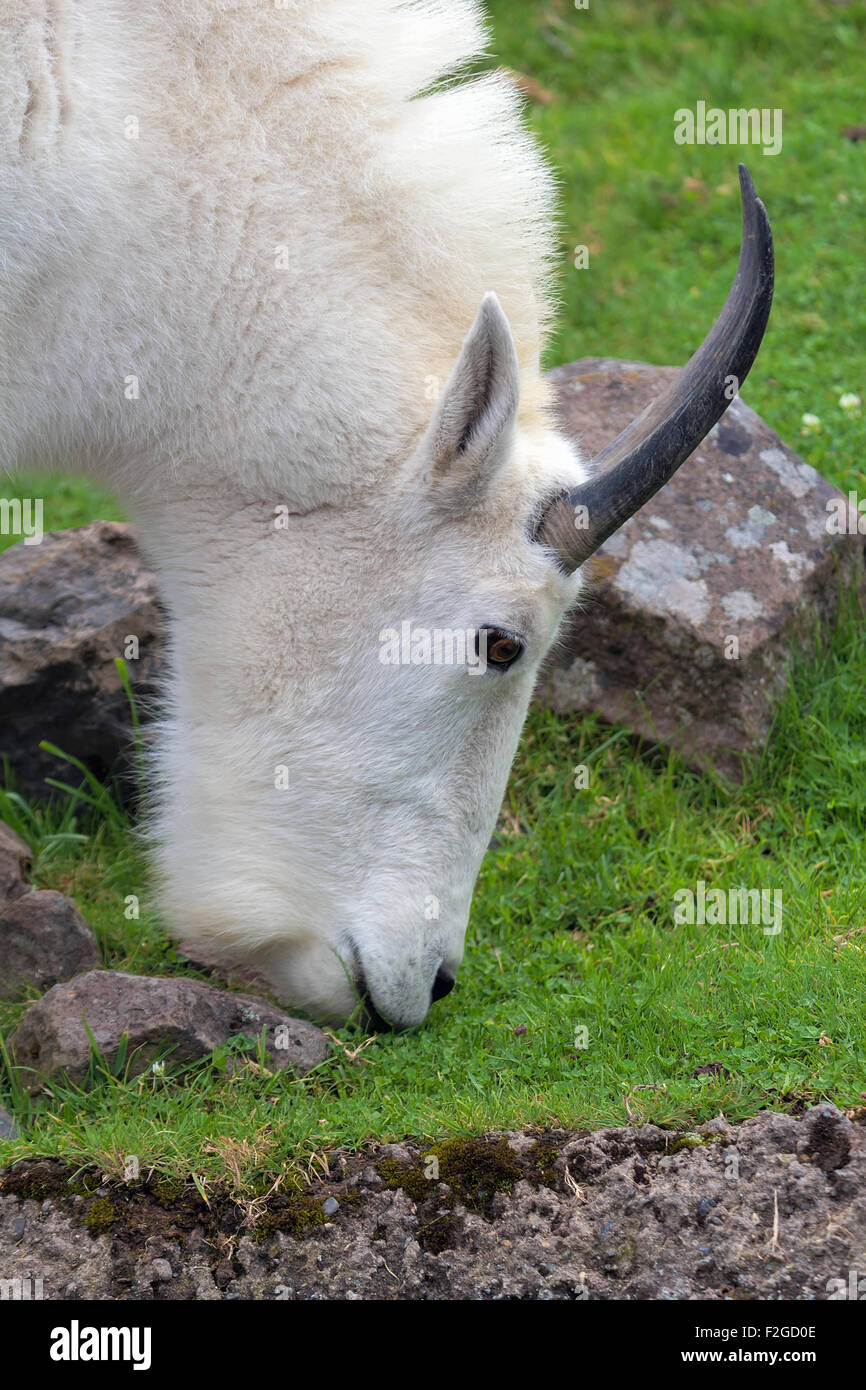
<box><xmin>1</xmin><ymin>1104</ymin><xmax>864</xmax><ymax>1300</ymax></box>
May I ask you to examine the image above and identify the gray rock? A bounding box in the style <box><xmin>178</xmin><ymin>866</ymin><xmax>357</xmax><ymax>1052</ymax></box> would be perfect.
<box><xmin>322</xmin><ymin>1196</ymin><xmax>340</xmax><ymax>1216</ymax></box>
<box><xmin>174</xmin><ymin>940</ymin><xmax>278</xmax><ymax>999</ymax></box>
<box><xmin>540</xmin><ymin>359</ymin><xmax>866</xmax><ymax>777</ymax></box>
<box><xmin>151</xmin><ymin>1258</ymin><xmax>173</xmax><ymax>1281</ymax></box>
<box><xmin>0</xmin><ymin>890</ymin><xmax>101</xmax><ymax>998</ymax></box>
<box><xmin>8</xmin><ymin>969</ymin><xmax>331</xmax><ymax>1094</ymax></box>
<box><xmin>0</xmin><ymin>521</ymin><xmax>164</xmax><ymax>795</ymax></box>
<box><xmin>0</xmin><ymin>823</ymin><xmax>32</xmax><ymax>907</ymax></box>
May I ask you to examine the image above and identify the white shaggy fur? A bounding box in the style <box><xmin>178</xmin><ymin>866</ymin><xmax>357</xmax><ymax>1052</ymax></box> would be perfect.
<box><xmin>0</xmin><ymin>0</ymin><xmax>588</xmax><ymax>1026</ymax></box>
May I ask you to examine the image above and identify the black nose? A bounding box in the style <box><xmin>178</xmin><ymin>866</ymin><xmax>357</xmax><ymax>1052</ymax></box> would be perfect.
<box><xmin>431</xmin><ymin>966</ymin><xmax>456</xmax><ymax>1003</ymax></box>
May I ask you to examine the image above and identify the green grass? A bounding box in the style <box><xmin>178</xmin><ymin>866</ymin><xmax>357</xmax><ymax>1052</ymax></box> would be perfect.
<box><xmin>489</xmin><ymin>0</ymin><xmax>866</xmax><ymax>498</ymax></box>
<box><xmin>1</xmin><ymin>0</ymin><xmax>864</xmax><ymax>1192</ymax></box>
<box><xmin>1</xmin><ymin>590</ymin><xmax>863</xmax><ymax>1191</ymax></box>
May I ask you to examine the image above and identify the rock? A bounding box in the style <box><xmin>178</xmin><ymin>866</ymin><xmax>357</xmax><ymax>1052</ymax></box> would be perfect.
<box><xmin>322</xmin><ymin>1197</ymin><xmax>340</xmax><ymax>1216</ymax></box>
<box><xmin>0</xmin><ymin>1106</ymin><xmax>19</xmax><ymax>1141</ymax></box>
<box><xmin>151</xmin><ymin>1258</ymin><xmax>173</xmax><ymax>1282</ymax></box>
<box><xmin>0</xmin><ymin>822</ymin><xmax>32</xmax><ymax>907</ymax></box>
<box><xmin>0</xmin><ymin>890</ymin><xmax>101</xmax><ymax>998</ymax></box>
<box><xmin>8</xmin><ymin>970</ymin><xmax>331</xmax><ymax>1094</ymax></box>
<box><xmin>540</xmin><ymin>359</ymin><xmax>866</xmax><ymax>777</ymax></box>
<box><xmin>174</xmin><ymin>940</ymin><xmax>278</xmax><ymax>999</ymax></box>
<box><xmin>0</xmin><ymin>521</ymin><xmax>164</xmax><ymax>796</ymax></box>
<box><xmin>0</xmin><ymin>1107</ymin><xmax>863</xmax><ymax>1302</ymax></box>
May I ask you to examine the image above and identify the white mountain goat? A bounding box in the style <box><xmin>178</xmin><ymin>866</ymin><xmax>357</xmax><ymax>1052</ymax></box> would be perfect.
<box><xmin>0</xmin><ymin>1</ymin><xmax>772</xmax><ymax>1027</ymax></box>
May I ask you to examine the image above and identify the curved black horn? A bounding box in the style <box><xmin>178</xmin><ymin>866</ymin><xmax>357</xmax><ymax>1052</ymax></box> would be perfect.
<box><xmin>535</xmin><ymin>164</ymin><xmax>774</xmax><ymax>571</ymax></box>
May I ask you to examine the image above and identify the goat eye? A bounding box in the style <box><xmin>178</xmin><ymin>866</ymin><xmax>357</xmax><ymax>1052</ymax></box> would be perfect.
<box><xmin>480</xmin><ymin>629</ymin><xmax>524</xmax><ymax>668</ymax></box>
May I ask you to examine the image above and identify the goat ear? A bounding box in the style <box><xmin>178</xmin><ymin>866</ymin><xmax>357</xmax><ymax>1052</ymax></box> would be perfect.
<box><xmin>424</xmin><ymin>292</ymin><xmax>520</xmax><ymax>509</ymax></box>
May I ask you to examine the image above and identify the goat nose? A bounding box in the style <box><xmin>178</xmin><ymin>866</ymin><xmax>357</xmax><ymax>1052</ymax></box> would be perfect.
<box><xmin>431</xmin><ymin>966</ymin><xmax>456</xmax><ymax>1003</ymax></box>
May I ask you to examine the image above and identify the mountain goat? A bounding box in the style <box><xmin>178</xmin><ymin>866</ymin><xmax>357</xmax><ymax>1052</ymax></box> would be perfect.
<box><xmin>0</xmin><ymin>1</ymin><xmax>772</xmax><ymax>1027</ymax></box>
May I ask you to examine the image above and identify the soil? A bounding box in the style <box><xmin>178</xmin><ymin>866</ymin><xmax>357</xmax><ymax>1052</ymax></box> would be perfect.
<box><xmin>1</xmin><ymin>1104</ymin><xmax>864</xmax><ymax>1300</ymax></box>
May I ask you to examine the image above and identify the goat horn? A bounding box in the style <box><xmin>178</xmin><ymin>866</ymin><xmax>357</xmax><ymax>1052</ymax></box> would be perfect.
<box><xmin>534</xmin><ymin>163</ymin><xmax>774</xmax><ymax>571</ymax></box>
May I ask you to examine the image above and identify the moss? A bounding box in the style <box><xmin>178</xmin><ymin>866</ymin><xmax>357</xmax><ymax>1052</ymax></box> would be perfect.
<box><xmin>441</xmin><ymin>1138</ymin><xmax>524</xmax><ymax>1208</ymax></box>
<box><xmin>526</xmin><ymin>1138</ymin><xmax>559</xmax><ymax>1189</ymax></box>
<box><xmin>151</xmin><ymin>1175</ymin><xmax>185</xmax><ymax>1208</ymax></box>
<box><xmin>666</xmin><ymin>1132</ymin><xmax>718</xmax><ymax>1154</ymax></box>
<box><xmin>614</xmin><ymin>1235</ymin><xmax>636</xmax><ymax>1276</ymax></box>
<box><xmin>377</xmin><ymin>1138</ymin><xmax>535</xmax><ymax>1255</ymax></box>
<box><xmin>84</xmin><ymin>1197</ymin><xmax>116</xmax><ymax>1235</ymax></box>
<box><xmin>377</xmin><ymin>1158</ymin><xmax>432</xmax><ymax>1205</ymax></box>
<box><xmin>379</xmin><ymin>1137</ymin><xmax>524</xmax><ymax>1216</ymax></box>
<box><xmin>250</xmin><ymin>1195</ymin><xmax>327</xmax><ymax>1243</ymax></box>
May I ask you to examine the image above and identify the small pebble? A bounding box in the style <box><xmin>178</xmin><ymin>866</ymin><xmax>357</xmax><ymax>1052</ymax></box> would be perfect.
<box><xmin>322</xmin><ymin>1197</ymin><xmax>339</xmax><ymax>1216</ymax></box>
<box><xmin>151</xmin><ymin>1258</ymin><xmax>173</xmax><ymax>1281</ymax></box>
<box><xmin>12</xmin><ymin>1216</ymin><xmax>26</xmax><ymax>1242</ymax></box>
